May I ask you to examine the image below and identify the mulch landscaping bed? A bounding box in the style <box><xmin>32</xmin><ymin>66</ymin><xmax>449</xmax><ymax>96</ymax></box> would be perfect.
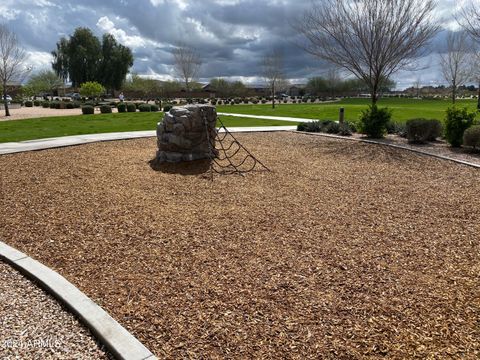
<box><xmin>0</xmin><ymin>132</ymin><xmax>479</xmax><ymax>359</ymax></box>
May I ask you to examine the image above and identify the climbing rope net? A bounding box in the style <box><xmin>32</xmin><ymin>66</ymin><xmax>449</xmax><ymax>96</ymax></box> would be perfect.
<box><xmin>204</xmin><ymin>116</ymin><xmax>271</xmax><ymax>179</ymax></box>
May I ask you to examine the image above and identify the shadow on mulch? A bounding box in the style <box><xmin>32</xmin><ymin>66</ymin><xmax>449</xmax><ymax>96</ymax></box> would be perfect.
<box><xmin>148</xmin><ymin>158</ymin><xmax>212</xmax><ymax>175</ymax></box>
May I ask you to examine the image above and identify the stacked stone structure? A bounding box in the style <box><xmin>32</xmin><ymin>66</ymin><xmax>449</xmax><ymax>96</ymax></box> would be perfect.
<box><xmin>155</xmin><ymin>105</ymin><xmax>217</xmax><ymax>163</ymax></box>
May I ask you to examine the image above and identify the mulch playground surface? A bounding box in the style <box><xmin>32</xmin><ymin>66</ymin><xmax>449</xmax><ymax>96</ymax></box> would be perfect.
<box><xmin>0</xmin><ymin>132</ymin><xmax>479</xmax><ymax>359</ymax></box>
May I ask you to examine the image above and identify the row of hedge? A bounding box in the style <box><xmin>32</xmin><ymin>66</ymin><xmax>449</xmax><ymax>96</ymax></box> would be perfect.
<box><xmin>81</xmin><ymin>103</ymin><xmax>162</xmax><ymax>115</ymax></box>
<box><xmin>296</xmin><ymin>106</ymin><xmax>479</xmax><ymax>149</ymax></box>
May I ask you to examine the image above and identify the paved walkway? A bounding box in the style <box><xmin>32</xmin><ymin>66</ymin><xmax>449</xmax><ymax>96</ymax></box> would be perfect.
<box><xmin>218</xmin><ymin>112</ymin><xmax>316</xmax><ymax>122</ymax></box>
<box><xmin>0</xmin><ymin>126</ymin><xmax>297</xmax><ymax>155</ymax></box>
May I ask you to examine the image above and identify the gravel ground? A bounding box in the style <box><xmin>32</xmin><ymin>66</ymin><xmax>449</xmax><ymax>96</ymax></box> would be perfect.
<box><xmin>0</xmin><ymin>261</ymin><xmax>111</xmax><ymax>359</ymax></box>
<box><xmin>0</xmin><ymin>132</ymin><xmax>479</xmax><ymax>359</ymax></box>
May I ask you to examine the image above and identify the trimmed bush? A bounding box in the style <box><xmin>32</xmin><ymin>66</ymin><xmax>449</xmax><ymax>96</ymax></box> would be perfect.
<box><xmin>338</xmin><ymin>122</ymin><xmax>353</xmax><ymax>136</ymax></box>
<box><xmin>297</xmin><ymin>121</ymin><xmax>321</xmax><ymax>132</ymax></box>
<box><xmin>100</xmin><ymin>105</ymin><xmax>112</xmax><ymax>114</ymax></box>
<box><xmin>163</xmin><ymin>105</ymin><xmax>173</xmax><ymax>112</ymax></box>
<box><xmin>66</xmin><ymin>103</ymin><xmax>74</xmax><ymax>109</ymax></box>
<box><xmin>444</xmin><ymin>107</ymin><xmax>476</xmax><ymax>147</ymax></box>
<box><xmin>42</xmin><ymin>102</ymin><xmax>50</xmax><ymax>108</ymax></box>
<box><xmin>324</xmin><ymin>121</ymin><xmax>340</xmax><ymax>134</ymax></box>
<box><xmin>359</xmin><ymin>105</ymin><xmax>392</xmax><ymax>138</ymax></box>
<box><xmin>49</xmin><ymin>102</ymin><xmax>56</xmax><ymax>109</ymax></box>
<box><xmin>138</xmin><ymin>104</ymin><xmax>151</xmax><ymax>112</ymax></box>
<box><xmin>81</xmin><ymin>105</ymin><xmax>94</xmax><ymax>115</ymax></box>
<box><xmin>463</xmin><ymin>125</ymin><xmax>480</xmax><ymax>150</ymax></box>
<box><xmin>117</xmin><ymin>103</ymin><xmax>127</xmax><ymax>113</ymax></box>
<box><xmin>127</xmin><ymin>103</ymin><xmax>137</xmax><ymax>112</ymax></box>
<box><xmin>72</xmin><ymin>102</ymin><xmax>81</xmax><ymax>108</ymax></box>
<box><xmin>24</xmin><ymin>100</ymin><xmax>33</xmax><ymax>107</ymax></box>
<box><xmin>33</xmin><ymin>100</ymin><xmax>41</xmax><ymax>106</ymax></box>
<box><xmin>405</xmin><ymin>118</ymin><xmax>442</xmax><ymax>143</ymax></box>
<box><xmin>150</xmin><ymin>104</ymin><xmax>159</xmax><ymax>112</ymax></box>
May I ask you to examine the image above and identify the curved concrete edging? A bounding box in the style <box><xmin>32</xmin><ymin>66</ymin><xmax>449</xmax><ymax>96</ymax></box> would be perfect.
<box><xmin>295</xmin><ymin>131</ymin><xmax>480</xmax><ymax>169</ymax></box>
<box><xmin>0</xmin><ymin>241</ymin><xmax>157</xmax><ymax>360</ymax></box>
<box><xmin>0</xmin><ymin>127</ymin><xmax>297</xmax><ymax>155</ymax></box>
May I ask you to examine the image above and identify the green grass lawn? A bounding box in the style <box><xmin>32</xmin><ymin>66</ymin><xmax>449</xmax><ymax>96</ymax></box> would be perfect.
<box><xmin>218</xmin><ymin>98</ymin><xmax>479</xmax><ymax>123</ymax></box>
<box><xmin>0</xmin><ymin>112</ymin><xmax>299</xmax><ymax>143</ymax></box>
<box><xmin>1</xmin><ymin>98</ymin><xmax>478</xmax><ymax>143</ymax></box>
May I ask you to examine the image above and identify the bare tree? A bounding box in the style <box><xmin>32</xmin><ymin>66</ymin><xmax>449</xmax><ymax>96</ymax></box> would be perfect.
<box><xmin>457</xmin><ymin>1</ymin><xmax>480</xmax><ymax>41</ymax></box>
<box><xmin>297</xmin><ymin>0</ymin><xmax>439</xmax><ymax>105</ymax></box>
<box><xmin>439</xmin><ymin>31</ymin><xmax>473</xmax><ymax>104</ymax></box>
<box><xmin>413</xmin><ymin>77</ymin><xmax>422</xmax><ymax>98</ymax></box>
<box><xmin>172</xmin><ymin>43</ymin><xmax>202</xmax><ymax>93</ymax></box>
<box><xmin>0</xmin><ymin>24</ymin><xmax>28</xmax><ymax>116</ymax></box>
<box><xmin>325</xmin><ymin>67</ymin><xmax>341</xmax><ymax>98</ymax></box>
<box><xmin>262</xmin><ymin>50</ymin><xmax>284</xmax><ymax>109</ymax></box>
<box><xmin>457</xmin><ymin>2</ymin><xmax>480</xmax><ymax>109</ymax></box>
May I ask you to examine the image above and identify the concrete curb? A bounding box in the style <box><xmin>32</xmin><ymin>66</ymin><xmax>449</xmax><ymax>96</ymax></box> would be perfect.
<box><xmin>0</xmin><ymin>241</ymin><xmax>157</xmax><ymax>360</ymax></box>
<box><xmin>295</xmin><ymin>131</ymin><xmax>480</xmax><ymax>169</ymax></box>
<box><xmin>0</xmin><ymin>127</ymin><xmax>297</xmax><ymax>155</ymax></box>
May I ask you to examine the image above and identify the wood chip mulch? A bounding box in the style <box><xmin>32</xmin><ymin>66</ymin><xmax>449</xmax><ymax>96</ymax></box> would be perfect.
<box><xmin>0</xmin><ymin>132</ymin><xmax>479</xmax><ymax>359</ymax></box>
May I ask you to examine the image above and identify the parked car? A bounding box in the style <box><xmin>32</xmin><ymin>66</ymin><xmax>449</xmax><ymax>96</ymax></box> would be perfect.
<box><xmin>2</xmin><ymin>95</ymin><xmax>12</xmax><ymax>103</ymax></box>
<box><xmin>69</xmin><ymin>93</ymin><xmax>81</xmax><ymax>100</ymax></box>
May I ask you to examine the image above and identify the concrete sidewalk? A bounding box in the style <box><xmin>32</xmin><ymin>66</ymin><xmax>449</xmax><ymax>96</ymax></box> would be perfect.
<box><xmin>0</xmin><ymin>126</ymin><xmax>297</xmax><ymax>155</ymax></box>
<box><xmin>218</xmin><ymin>112</ymin><xmax>316</xmax><ymax>123</ymax></box>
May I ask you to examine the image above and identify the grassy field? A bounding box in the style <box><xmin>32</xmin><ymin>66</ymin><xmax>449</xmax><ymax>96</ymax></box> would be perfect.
<box><xmin>218</xmin><ymin>98</ymin><xmax>479</xmax><ymax>122</ymax></box>
<box><xmin>1</xmin><ymin>98</ymin><xmax>478</xmax><ymax>143</ymax></box>
<box><xmin>0</xmin><ymin>113</ymin><xmax>299</xmax><ymax>143</ymax></box>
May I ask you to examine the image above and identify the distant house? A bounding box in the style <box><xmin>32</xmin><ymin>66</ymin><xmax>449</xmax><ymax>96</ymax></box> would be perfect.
<box><xmin>287</xmin><ymin>84</ymin><xmax>306</xmax><ymax>97</ymax></box>
<box><xmin>245</xmin><ymin>84</ymin><xmax>270</xmax><ymax>96</ymax></box>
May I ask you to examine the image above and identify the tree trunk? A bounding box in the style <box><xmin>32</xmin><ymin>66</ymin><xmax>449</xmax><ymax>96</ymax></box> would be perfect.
<box><xmin>477</xmin><ymin>81</ymin><xmax>480</xmax><ymax>110</ymax></box>
<box><xmin>272</xmin><ymin>83</ymin><xmax>275</xmax><ymax>109</ymax></box>
<box><xmin>371</xmin><ymin>84</ymin><xmax>378</xmax><ymax>106</ymax></box>
<box><xmin>452</xmin><ymin>84</ymin><xmax>456</xmax><ymax>104</ymax></box>
<box><xmin>3</xmin><ymin>85</ymin><xmax>10</xmax><ymax>117</ymax></box>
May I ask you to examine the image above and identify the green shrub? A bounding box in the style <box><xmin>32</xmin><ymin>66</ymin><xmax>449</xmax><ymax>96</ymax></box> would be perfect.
<box><xmin>463</xmin><ymin>125</ymin><xmax>480</xmax><ymax>150</ymax></box>
<box><xmin>163</xmin><ymin>105</ymin><xmax>173</xmax><ymax>112</ymax></box>
<box><xmin>406</xmin><ymin>118</ymin><xmax>442</xmax><ymax>143</ymax></box>
<box><xmin>42</xmin><ymin>102</ymin><xmax>50</xmax><ymax>108</ymax></box>
<box><xmin>444</xmin><ymin>107</ymin><xmax>476</xmax><ymax>147</ymax></box>
<box><xmin>324</xmin><ymin>121</ymin><xmax>340</xmax><ymax>134</ymax></box>
<box><xmin>33</xmin><ymin>100</ymin><xmax>41</xmax><ymax>106</ymax></box>
<box><xmin>126</xmin><ymin>103</ymin><xmax>137</xmax><ymax>112</ymax></box>
<box><xmin>338</xmin><ymin>122</ymin><xmax>353</xmax><ymax>136</ymax></box>
<box><xmin>427</xmin><ymin>119</ymin><xmax>443</xmax><ymax>141</ymax></box>
<box><xmin>72</xmin><ymin>102</ymin><xmax>81</xmax><ymax>108</ymax></box>
<box><xmin>135</xmin><ymin>102</ymin><xmax>143</xmax><ymax>109</ymax></box>
<box><xmin>49</xmin><ymin>102</ymin><xmax>56</xmax><ymax>109</ymax></box>
<box><xmin>24</xmin><ymin>100</ymin><xmax>33</xmax><ymax>107</ymax></box>
<box><xmin>82</xmin><ymin>105</ymin><xmax>94</xmax><ymax>115</ymax></box>
<box><xmin>150</xmin><ymin>104</ymin><xmax>159</xmax><ymax>112</ymax></box>
<box><xmin>117</xmin><ymin>103</ymin><xmax>127</xmax><ymax>113</ymax></box>
<box><xmin>297</xmin><ymin>121</ymin><xmax>321</xmax><ymax>132</ymax></box>
<box><xmin>359</xmin><ymin>105</ymin><xmax>392</xmax><ymax>138</ymax></box>
<box><xmin>138</xmin><ymin>104</ymin><xmax>151</xmax><ymax>112</ymax></box>
<box><xmin>386</xmin><ymin>121</ymin><xmax>407</xmax><ymax>137</ymax></box>
<box><xmin>66</xmin><ymin>103</ymin><xmax>74</xmax><ymax>109</ymax></box>
<box><xmin>100</xmin><ymin>105</ymin><xmax>112</xmax><ymax>114</ymax></box>
<box><xmin>346</xmin><ymin>120</ymin><xmax>358</xmax><ymax>133</ymax></box>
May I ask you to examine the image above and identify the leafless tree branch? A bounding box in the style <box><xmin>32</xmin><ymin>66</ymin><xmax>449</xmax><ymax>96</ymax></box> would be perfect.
<box><xmin>172</xmin><ymin>43</ymin><xmax>202</xmax><ymax>92</ymax></box>
<box><xmin>296</xmin><ymin>0</ymin><xmax>439</xmax><ymax>104</ymax></box>
<box><xmin>0</xmin><ymin>24</ymin><xmax>29</xmax><ymax>116</ymax></box>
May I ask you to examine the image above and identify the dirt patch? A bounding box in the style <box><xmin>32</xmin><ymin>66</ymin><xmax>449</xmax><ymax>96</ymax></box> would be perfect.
<box><xmin>0</xmin><ymin>133</ymin><xmax>479</xmax><ymax>358</ymax></box>
<box><xmin>0</xmin><ymin>106</ymin><xmax>119</xmax><ymax>121</ymax></box>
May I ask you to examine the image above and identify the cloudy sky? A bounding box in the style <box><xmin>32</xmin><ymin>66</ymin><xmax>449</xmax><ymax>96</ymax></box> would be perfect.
<box><xmin>0</xmin><ymin>0</ymin><xmax>472</xmax><ymax>89</ymax></box>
